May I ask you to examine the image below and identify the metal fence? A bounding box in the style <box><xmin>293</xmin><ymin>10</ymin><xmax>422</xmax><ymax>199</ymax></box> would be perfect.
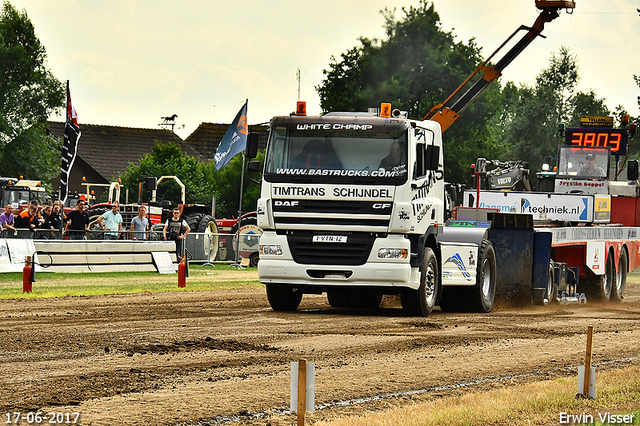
<box><xmin>7</xmin><ymin>228</ymin><xmax>259</xmax><ymax>265</ymax></box>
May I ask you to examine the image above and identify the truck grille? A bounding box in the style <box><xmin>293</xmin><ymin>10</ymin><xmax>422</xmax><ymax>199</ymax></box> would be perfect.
<box><xmin>273</xmin><ymin>200</ymin><xmax>391</xmax><ymax>231</ymax></box>
<box><xmin>286</xmin><ymin>231</ymin><xmax>375</xmax><ymax>265</ymax></box>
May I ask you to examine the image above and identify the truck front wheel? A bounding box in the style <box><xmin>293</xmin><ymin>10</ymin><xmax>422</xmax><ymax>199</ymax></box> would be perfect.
<box><xmin>266</xmin><ymin>284</ymin><xmax>302</xmax><ymax>312</ymax></box>
<box><xmin>401</xmin><ymin>247</ymin><xmax>438</xmax><ymax>317</ymax></box>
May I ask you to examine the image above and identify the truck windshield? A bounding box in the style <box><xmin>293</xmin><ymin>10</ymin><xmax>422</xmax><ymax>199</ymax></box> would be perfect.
<box><xmin>264</xmin><ymin>125</ymin><xmax>408</xmax><ymax>184</ymax></box>
<box><xmin>557</xmin><ymin>146</ymin><xmax>610</xmax><ymax>180</ymax></box>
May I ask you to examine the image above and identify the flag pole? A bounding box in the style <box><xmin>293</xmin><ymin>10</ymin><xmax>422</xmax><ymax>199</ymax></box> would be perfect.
<box><xmin>233</xmin><ymin>152</ymin><xmax>247</xmax><ymax>267</ymax></box>
<box><xmin>232</xmin><ymin>99</ymin><xmax>248</xmax><ymax>268</ymax></box>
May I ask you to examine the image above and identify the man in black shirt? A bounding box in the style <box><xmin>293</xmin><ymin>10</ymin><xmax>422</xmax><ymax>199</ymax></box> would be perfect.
<box><xmin>65</xmin><ymin>201</ymin><xmax>90</xmax><ymax>240</ymax></box>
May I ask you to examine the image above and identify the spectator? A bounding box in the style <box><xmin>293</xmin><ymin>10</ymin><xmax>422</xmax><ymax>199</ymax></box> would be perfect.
<box><xmin>39</xmin><ymin>205</ymin><xmax>57</xmax><ymax>239</ymax></box>
<box><xmin>0</xmin><ymin>204</ymin><xmax>16</xmax><ymax>238</ymax></box>
<box><xmin>51</xmin><ymin>201</ymin><xmax>64</xmax><ymax>238</ymax></box>
<box><xmin>15</xmin><ymin>205</ymin><xmax>40</xmax><ymax>237</ymax></box>
<box><xmin>97</xmin><ymin>201</ymin><xmax>123</xmax><ymax>240</ymax></box>
<box><xmin>65</xmin><ymin>201</ymin><xmax>90</xmax><ymax>240</ymax></box>
<box><xmin>130</xmin><ymin>206</ymin><xmax>149</xmax><ymax>240</ymax></box>
<box><xmin>163</xmin><ymin>208</ymin><xmax>190</xmax><ymax>260</ymax></box>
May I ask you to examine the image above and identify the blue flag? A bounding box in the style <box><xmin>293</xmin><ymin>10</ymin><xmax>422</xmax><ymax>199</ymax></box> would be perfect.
<box><xmin>214</xmin><ymin>101</ymin><xmax>248</xmax><ymax>171</ymax></box>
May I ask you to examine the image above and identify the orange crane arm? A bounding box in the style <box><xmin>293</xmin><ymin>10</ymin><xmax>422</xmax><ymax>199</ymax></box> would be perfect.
<box><xmin>426</xmin><ymin>1</ymin><xmax>576</xmax><ymax>132</ymax></box>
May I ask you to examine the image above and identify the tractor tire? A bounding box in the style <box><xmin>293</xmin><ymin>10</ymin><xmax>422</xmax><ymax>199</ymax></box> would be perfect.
<box><xmin>196</xmin><ymin>215</ymin><xmax>220</xmax><ymax>262</ymax></box>
<box><xmin>86</xmin><ymin>207</ymin><xmax>108</xmax><ymax>240</ymax></box>
<box><xmin>401</xmin><ymin>247</ymin><xmax>438</xmax><ymax>317</ymax></box>
<box><xmin>149</xmin><ymin>223</ymin><xmax>165</xmax><ymax>241</ymax></box>
<box><xmin>183</xmin><ymin>212</ymin><xmax>204</xmax><ymax>232</ymax></box>
<box><xmin>266</xmin><ymin>284</ymin><xmax>302</xmax><ymax>312</ymax></box>
<box><xmin>611</xmin><ymin>248</ymin><xmax>627</xmax><ymax>302</ymax></box>
<box><xmin>248</xmin><ymin>251</ymin><xmax>259</xmax><ymax>267</ymax></box>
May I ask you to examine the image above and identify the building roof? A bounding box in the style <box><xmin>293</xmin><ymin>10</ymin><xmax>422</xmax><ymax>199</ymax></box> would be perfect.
<box><xmin>184</xmin><ymin>122</ymin><xmax>269</xmax><ymax>160</ymax></box>
<box><xmin>47</xmin><ymin>122</ymin><xmax>201</xmax><ymax>182</ymax></box>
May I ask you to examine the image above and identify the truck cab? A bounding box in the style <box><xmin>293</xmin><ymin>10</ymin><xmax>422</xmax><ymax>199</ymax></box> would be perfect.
<box><xmin>257</xmin><ymin>106</ymin><xmax>455</xmax><ymax>315</ymax></box>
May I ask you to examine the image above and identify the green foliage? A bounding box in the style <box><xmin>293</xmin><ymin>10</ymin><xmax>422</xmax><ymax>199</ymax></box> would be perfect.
<box><xmin>0</xmin><ymin>1</ymin><xmax>64</xmax><ymax>179</ymax></box>
<box><xmin>210</xmin><ymin>151</ymin><xmax>263</xmax><ymax>218</ymax></box>
<box><xmin>120</xmin><ymin>141</ymin><xmax>262</xmax><ymax>218</ymax></box>
<box><xmin>316</xmin><ymin>0</ymin><xmax>506</xmax><ymax>181</ymax></box>
<box><xmin>502</xmin><ymin>47</ymin><xmax>610</xmax><ymax>175</ymax></box>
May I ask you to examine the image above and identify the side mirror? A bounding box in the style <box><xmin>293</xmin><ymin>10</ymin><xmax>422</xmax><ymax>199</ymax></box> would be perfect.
<box><xmin>248</xmin><ymin>160</ymin><xmax>261</xmax><ymax>173</ymax></box>
<box><xmin>628</xmin><ymin>159</ymin><xmax>639</xmax><ymax>181</ymax></box>
<box><xmin>246</xmin><ymin>133</ymin><xmax>259</xmax><ymax>160</ymax></box>
<box><xmin>426</xmin><ymin>145</ymin><xmax>440</xmax><ymax>170</ymax></box>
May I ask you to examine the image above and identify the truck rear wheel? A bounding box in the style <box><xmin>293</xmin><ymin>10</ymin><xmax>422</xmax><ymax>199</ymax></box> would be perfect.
<box><xmin>611</xmin><ymin>248</ymin><xmax>627</xmax><ymax>302</ymax></box>
<box><xmin>465</xmin><ymin>239</ymin><xmax>496</xmax><ymax>313</ymax></box>
<box><xmin>584</xmin><ymin>252</ymin><xmax>613</xmax><ymax>302</ymax></box>
<box><xmin>266</xmin><ymin>284</ymin><xmax>302</xmax><ymax>312</ymax></box>
<box><xmin>401</xmin><ymin>247</ymin><xmax>438</xmax><ymax>317</ymax></box>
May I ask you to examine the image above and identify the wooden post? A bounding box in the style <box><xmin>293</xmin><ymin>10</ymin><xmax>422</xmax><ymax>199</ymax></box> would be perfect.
<box><xmin>297</xmin><ymin>359</ymin><xmax>307</xmax><ymax>426</ymax></box>
<box><xmin>583</xmin><ymin>326</ymin><xmax>593</xmax><ymax>397</ymax></box>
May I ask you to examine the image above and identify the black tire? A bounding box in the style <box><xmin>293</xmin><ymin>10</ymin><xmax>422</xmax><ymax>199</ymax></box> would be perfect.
<box><xmin>546</xmin><ymin>263</ymin><xmax>558</xmax><ymax>304</ymax></box>
<box><xmin>464</xmin><ymin>239</ymin><xmax>496</xmax><ymax>313</ymax></box>
<box><xmin>534</xmin><ymin>263</ymin><xmax>558</xmax><ymax>306</ymax></box>
<box><xmin>183</xmin><ymin>212</ymin><xmax>204</xmax><ymax>231</ymax></box>
<box><xmin>611</xmin><ymin>248</ymin><xmax>627</xmax><ymax>302</ymax></box>
<box><xmin>401</xmin><ymin>247</ymin><xmax>438</xmax><ymax>317</ymax></box>
<box><xmin>249</xmin><ymin>251</ymin><xmax>259</xmax><ymax>267</ymax></box>
<box><xmin>87</xmin><ymin>207</ymin><xmax>109</xmax><ymax>240</ymax></box>
<box><xmin>149</xmin><ymin>223</ymin><xmax>165</xmax><ymax>241</ymax></box>
<box><xmin>266</xmin><ymin>283</ymin><xmax>302</xmax><ymax>312</ymax></box>
<box><xmin>327</xmin><ymin>292</ymin><xmax>351</xmax><ymax>308</ymax></box>
<box><xmin>196</xmin><ymin>215</ymin><xmax>220</xmax><ymax>262</ymax></box>
<box><xmin>583</xmin><ymin>254</ymin><xmax>613</xmax><ymax>303</ymax></box>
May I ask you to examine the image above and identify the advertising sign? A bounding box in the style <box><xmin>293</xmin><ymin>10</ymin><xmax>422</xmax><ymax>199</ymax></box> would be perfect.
<box><xmin>463</xmin><ymin>191</ymin><xmax>607</xmax><ymax>223</ymax></box>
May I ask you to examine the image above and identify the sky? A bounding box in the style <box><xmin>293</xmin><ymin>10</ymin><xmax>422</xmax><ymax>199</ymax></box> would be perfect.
<box><xmin>7</xmin><ymin>0</ymin><xmax>640</xmax><ymax>140</ymax></box>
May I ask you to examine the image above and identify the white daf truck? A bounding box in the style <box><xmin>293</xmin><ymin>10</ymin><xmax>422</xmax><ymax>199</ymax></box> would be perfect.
<box><xmin>255</xmin><ymin>1</ymin><xmax>577</xmax><ymax>316</ymax></box>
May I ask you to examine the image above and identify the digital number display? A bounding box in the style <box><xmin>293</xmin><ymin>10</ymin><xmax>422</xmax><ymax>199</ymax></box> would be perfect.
<box><xmin>565</xmin><ymin>128</ymin><xmax>628</xmax><ymax>155</ymax></box>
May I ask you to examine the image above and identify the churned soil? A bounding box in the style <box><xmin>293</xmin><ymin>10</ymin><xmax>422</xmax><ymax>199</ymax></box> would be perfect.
<box><xmin>1</xmin><ymin>275</ymin><xmax>639</xmax><ymax>426</ymax></box>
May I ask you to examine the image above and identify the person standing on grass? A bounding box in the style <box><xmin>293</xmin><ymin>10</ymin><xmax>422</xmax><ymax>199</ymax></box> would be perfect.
<box><xmin>130</xmin><ymin>206</ymin><xmax>149</xmax><ymax>240</ymax></box>
<box><xmin>163</xmin><ymin>208</ymin><xmax>190</xmax><ymax>260</ymax></box>
<box><xmin>65</xmin><ymin>201</ymin><xmax>90</xmax><ymax>240</ymax></box>
<box><xmin>97</xmin><ymin>201</ymin><xmax>123</xmax><ymax>240</ymax></box>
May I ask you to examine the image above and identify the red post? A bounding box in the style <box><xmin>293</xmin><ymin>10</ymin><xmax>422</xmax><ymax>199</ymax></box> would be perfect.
<box><xmin>23</xmin><ymin>256</ymin><xmax>33</xmax><ymax>293</ymax></box>
<box><xmin>178</xmin><ymin>258</ymin><xmax>186</xmax><ymax>288</ymax></box>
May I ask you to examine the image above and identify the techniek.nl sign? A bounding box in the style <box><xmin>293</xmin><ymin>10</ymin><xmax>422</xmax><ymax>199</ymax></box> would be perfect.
<box><xmin>463</xmin><ymin>191</ymin><xmax>598</xmax><ymax>222</ymax></box>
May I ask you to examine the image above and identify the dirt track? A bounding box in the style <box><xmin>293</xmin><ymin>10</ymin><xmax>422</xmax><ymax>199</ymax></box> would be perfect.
<box><xmin>1</xmin><ymin>277</ymin><xmax>639</xmax><ymax>426</ymax></box>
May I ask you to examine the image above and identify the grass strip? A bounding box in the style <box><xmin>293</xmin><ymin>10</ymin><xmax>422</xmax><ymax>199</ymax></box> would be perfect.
<box><xmin>314</xmin><ymin>364</ymin><xmax>640</xmax><ymax>426</ymax></box>
<box><xmin>0</xmin><ymin>265</ymin><xmax>261</xmax><ymax>299</ymax></box>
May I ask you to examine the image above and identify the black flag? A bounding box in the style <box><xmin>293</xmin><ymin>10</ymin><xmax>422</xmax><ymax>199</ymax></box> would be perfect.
<box><xmin>59</xmin><ymin>81</ymin><xmax>80</xmax><ymax>204</ymax></box>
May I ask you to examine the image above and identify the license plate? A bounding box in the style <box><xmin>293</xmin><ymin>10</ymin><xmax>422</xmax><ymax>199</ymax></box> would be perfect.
<box><xmin>312</xmin><ymin>235</ymin><xmax>347</xmax><ymax>243</ymax></box>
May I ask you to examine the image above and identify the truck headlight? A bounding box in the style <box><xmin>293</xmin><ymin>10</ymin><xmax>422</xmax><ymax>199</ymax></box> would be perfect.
<box><xmin>260</xmin><ymin>245</ymin><xmax>283</xmax><ymax>256</ymax></box>
<box><xmin>378</xmin><ymin>248</ymin><xmax>408</xmax><ymax>259</ymax></box>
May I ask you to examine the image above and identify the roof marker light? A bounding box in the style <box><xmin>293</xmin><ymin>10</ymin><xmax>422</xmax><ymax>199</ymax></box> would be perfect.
<box><xmin>380</xmin><ymin>103</ymin><xmax>391</xmax><ymax>118</ymax></box>
<box><xmin>296</xmin><ymin>101</ymin><xmax>307</xmax><ymax>116</ymax></box>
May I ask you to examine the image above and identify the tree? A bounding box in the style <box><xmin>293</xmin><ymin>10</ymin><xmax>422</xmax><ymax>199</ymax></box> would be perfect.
<box><xmin>120</xmin><ymin>141</ymin><xmax>262</xmax><ymax>219</ymax></box>
<box><xmin>120</xmin><ymin>141</ymin><xmax>223</xmax><ymax>213</ymax></box>
<box><xmin>316</xmin><ymin>0</ymin><xmax>506</xmax><ymax>181</ymax></box>
<box><xmin>0</xmin><ymin>1</ymin><xmax>64</xmax><ymax>179</ymax></box>
<box><xmin>503</xmin><ymin>47</ymin><xmax>609</xmax><ymax>175</ymax></box>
